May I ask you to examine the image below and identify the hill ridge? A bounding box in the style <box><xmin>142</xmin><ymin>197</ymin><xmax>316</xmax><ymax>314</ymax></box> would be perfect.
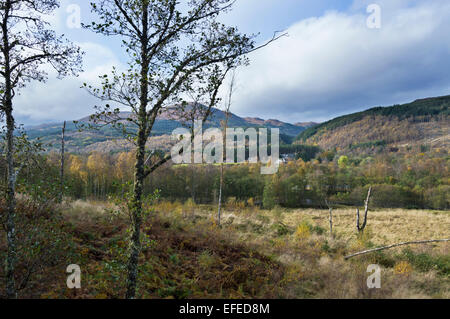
<box><xmin>297</xmin><ymin>94</ymin><xmax>450</xmax><ymax>141</ymax></box>
<box><xmin>295</xmin><ymin>94</ymin><xmax>450</xmax><ymax>151</ymax></box>
<box><xmin>25</xmin><ymin>106</ymin><xmax>309</xmax><ymax>153</ymax></box>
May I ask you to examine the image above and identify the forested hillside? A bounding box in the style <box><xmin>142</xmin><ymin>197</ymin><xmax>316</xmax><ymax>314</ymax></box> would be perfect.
<box><xmin>296</xmin><ymin>95</ymin><xmax>450</xmax><ymax>151</ymax></box>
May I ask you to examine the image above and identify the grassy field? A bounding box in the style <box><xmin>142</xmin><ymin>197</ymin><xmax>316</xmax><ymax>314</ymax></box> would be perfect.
<box><xmin>236</xmin><ymin>207</ymin><xmax>450</xmax><ymax>246</ymax></box>
<box><xmin>164</xmin><ymin>203</ymin><xmax>449</xmax><ymax>298</ymax></box>
<box><xmin>3</xmin><ymin>199</ymin><xmax>449</xmax><ymax>299</ymax></box>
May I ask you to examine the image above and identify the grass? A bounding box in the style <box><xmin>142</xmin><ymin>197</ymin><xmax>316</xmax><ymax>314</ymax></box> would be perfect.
<box><xmin>1</xmin><ymin>199</ymin><xmax>448</xmax><ymax>299</ymax></box>
<box><xmin>152</xmin><ymin>202</ymin><xmax>449</xmax><ymax>298</ymax></box>
<box><xmin>282</xmin><ymin>208</ymin><xmax>450</xmax><ymax>245</ymax></box>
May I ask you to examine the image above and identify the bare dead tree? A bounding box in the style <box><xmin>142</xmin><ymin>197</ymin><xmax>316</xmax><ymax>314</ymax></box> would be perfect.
<box><xmin>356</xmin><ymin>186</ymin><xmax>372</xmax><ymax>233</ymax></box>
<box><xmin>59</xmin><ymin>121</ymin><xmax>66</xmax><ymax>203</ymax></box>
<box><xmin>325</xmin><ymin>199</ymin><xmax>333</xmax><ymax>238</ymax></box>
<box><xmin>344</xmin><ymin>239</ymin><xmax>450</xmax><ymax>260</ymax></box>
<box><xmin>217</xmin><ymin>70</ymin><xmax>235</xmax><ymax>226</ymax></box>
<box><xmin>166</xmin><ymin>82</ymin><xmax>234</xmax><ymax>205</ymax></box>
<box><xmin>169</xmin><ymin>99</ymin><xmax>212</xmax><ymax>203</ymax></box>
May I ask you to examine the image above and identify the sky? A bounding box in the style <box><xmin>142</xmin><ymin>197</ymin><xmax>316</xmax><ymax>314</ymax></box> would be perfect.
<box><xmin>12</xmin><ymin>0</ymin><xmax>450</xmax><ymax>125</ymax></box>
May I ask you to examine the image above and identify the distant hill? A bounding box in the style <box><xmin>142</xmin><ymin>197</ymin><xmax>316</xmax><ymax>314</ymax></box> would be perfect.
<box><xmin>26</xmin><ymin>106</ymin><xmax>309</xmax><ymax>153</ymax></box>
<box><xmin>296</xmin><ymin>95</ymin><xmax>450</xmax><ymax>151</ymax></box>
<box><xmin>294</xmin><ymin>122</ymin><xmax>318</xmax><ymax>128</ymax></box>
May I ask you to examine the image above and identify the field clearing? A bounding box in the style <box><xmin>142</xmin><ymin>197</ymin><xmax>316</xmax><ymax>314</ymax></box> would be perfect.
<box><xmin>198</xmin><ymin>206</ymin><xmax>450</xmax><ymax>246</ymax></box>
<box><xmin>154</xmin><ymin>202</ymin><xmax>450</xmax><ymax>298</ymax></box>
<box><xmin>282</xmin><ymin>208</ymin><xmax>450</xmax><ymax>246</ymax></box>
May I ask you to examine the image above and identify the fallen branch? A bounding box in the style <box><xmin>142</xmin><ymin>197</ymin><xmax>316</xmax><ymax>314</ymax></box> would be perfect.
<box><xmin>344</xmin><ymin>239</ymin><xmax>450</xmax><ymax>260</ymax></box>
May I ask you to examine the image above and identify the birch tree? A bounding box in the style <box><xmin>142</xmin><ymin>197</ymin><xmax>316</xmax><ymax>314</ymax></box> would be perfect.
<box><xmin>83</xmin><ymin>0</ymin><xmax>282</xmax><ymax>298</ymax></box>
<box><xmin>0</xmin><ymin>0</ymin><xmax>82</xmax><ymax>298</ymax></box>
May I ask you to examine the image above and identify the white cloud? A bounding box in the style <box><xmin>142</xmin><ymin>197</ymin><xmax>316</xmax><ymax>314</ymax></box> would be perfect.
<box><xmin>231</xmin><ymin>0</ymin><xmax>450</xmax><ymax>123</ymax></box>
<box><xmin>12</xmin><ymin>0</ymin><xmax>450</xmax><ymax>125</ymax></box>
<box><xmin>15</xmin><ymin>42</ymin><xmax>123</xmax><ymax>125</ymax></box>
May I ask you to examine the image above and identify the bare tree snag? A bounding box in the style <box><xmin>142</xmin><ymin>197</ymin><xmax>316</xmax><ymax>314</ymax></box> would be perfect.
<box><xmin>357</xmin><ymin>186</ymin><xmax>372</xmax><ymax>232</ymax></box>
<box><xmin>344</xmin><ymin>239</ymin><xmax>450</xmax><ymax>260</ymax></box>
<box><xmin>59</xmin><ymin>121</ymin><xmax>66</xmax><ymax>202</ymax></box>
<box><xmin>325</xmin><ymin>199</ymin><xmax>333</xmax><ymax>238</ymax></box>
<box><xmin>329</xmin><ymin>207</ymin><xmax>333</xmax><ymax>238</ymax></box>
<box><xmin>218</xmin><ymin>71</ymin><xmax>235</xmax><ymax>227</ymax></box>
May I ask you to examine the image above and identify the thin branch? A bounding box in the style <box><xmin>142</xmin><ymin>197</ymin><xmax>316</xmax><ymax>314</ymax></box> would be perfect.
<box><xmin>142</xmin><ymin>67</ymin><xmax>232</xmax><ymax>178</ymax></box>
<box><xmin>246</xmin><ymin>31</ymin><xmax>288</xmax><ymax>55</ymax></box>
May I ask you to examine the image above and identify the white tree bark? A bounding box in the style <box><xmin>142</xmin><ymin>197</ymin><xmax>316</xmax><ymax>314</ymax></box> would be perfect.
<box><xmin>344</xmin><ymin>239</ymin><xmax>450</xmax><ymax>260</ymax></box>
<box><xmin>218</xmin><ymin>71</ymin><xmax>235</xmax><ymax>226</ymax></box>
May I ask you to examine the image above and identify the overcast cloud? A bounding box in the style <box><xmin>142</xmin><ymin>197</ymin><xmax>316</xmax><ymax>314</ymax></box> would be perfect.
<box><xmin>11</xmin><ymin>0</ymin><xmax>450</xmax><ymax>125</ymax></box>
<box><xmin>231</xmin><ymin>0</ymin><xmax>450</xmax><ymax>122</ymax></box>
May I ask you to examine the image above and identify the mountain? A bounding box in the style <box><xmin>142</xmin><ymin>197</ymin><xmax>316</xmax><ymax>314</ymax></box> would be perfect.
<box><xmin>294</xmin><ymin>122</ymin><xmax>318</xmax><ymax>128</ymax></box>
<box><xmin>295</xmin><ymin>95</ymin><xmax>450</xmax><ymax>151</ymax></box>
<box><xmin>25</xmin><ymin>106</ymin><xmax>310</xmax><ymax>153</ymax></box>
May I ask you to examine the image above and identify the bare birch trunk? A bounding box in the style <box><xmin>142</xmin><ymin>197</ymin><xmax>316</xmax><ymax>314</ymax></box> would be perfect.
<box><xmin>345</xmin><ymin>239</ymin><xmax>450</xmax><ymax>260</ymax></box>
<box><xmin>356</xmin><ymin>186</ymin><xmax>372</xmax><ymax>233</ymax></box>
<box><xmin>329</xmin><ymin>207</ymin><xmax>333</xmax><ymax>238</ymax></box>
<box><xmin>325</xmin><ymin>200</ymin><xmax>333</xmax><ymax>238</ymax></box>
<box><xmin>217</xmin><ymin>71</ymin><xmax>235</xmax><ymax>226</ymax></box>
<box><xmin>59</xmin><ymin>121</ymin><xmax>66</xmax><ymax>202</ymax></box>
<box><xmin>218</xmin><ymin>162</ymin><xmax>224</xmax><ymax>226</ymax></box>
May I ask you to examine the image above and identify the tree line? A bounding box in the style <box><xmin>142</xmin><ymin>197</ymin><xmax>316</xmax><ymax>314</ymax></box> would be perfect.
<box><xmin>4</xmin><ymin>147</ymin><xmax>444</xmax><ymax>211</ymax></box>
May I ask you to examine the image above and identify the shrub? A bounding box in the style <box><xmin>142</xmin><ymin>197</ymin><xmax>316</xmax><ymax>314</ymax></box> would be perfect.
<box><xmin>295</xmin><ymin>222</ymin><xmax>311</xmax><ymax>240</ymax></box>
<box><xmin>263</xmin><ymin>180</ymin><xmax>277</xmax><ymax>209</ymax></box>
<box><xmin>402</xmin><ymin>249</ymin><xmax>450</xmax><ymax>276</ymax></box>
<box><xmin>370</xmin><ymin>251</ymin><xmax>396</xmax><ymax>268</ymax></box>
<box><xmin>225</xmin><ymin>197</ymin><xmax>246</xmax><ymax>211</ymax></box>
<box><xmin>311</xmin><ymin>225</ymin><xmax>326</xmax><ymax>235</ymax></box>
<box><xmin>273</xmin><ymin>222</ymin><xmax>290</xmax><ymax>237</ymax></box>
<box><xmin>0</xmin><ymin>198</ymin><xmax>77</xmax><ymax>296</ymax></box>
<box><xmin>198</xmin><ymin>250</ymin><xmax>217</xmax><ymax>269</ymax></box>
<box><xmin>338</xmin><ymin>155</ymin><xmax>349</xmax><ymax>168</ymax></box>
<box><xmin>349</xmin><ymin>184</ymin><xmax>419</xmax><ymax>208</ymax></box>
<box><xmin>394</xmin><ymin>261</ymin><xmax>413</xmax><ymax>276</ymax></box>
<box><xmin>424</xmin><ymin>185</ymin><xmax>450</xmax><ymax>210</ymax></box>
